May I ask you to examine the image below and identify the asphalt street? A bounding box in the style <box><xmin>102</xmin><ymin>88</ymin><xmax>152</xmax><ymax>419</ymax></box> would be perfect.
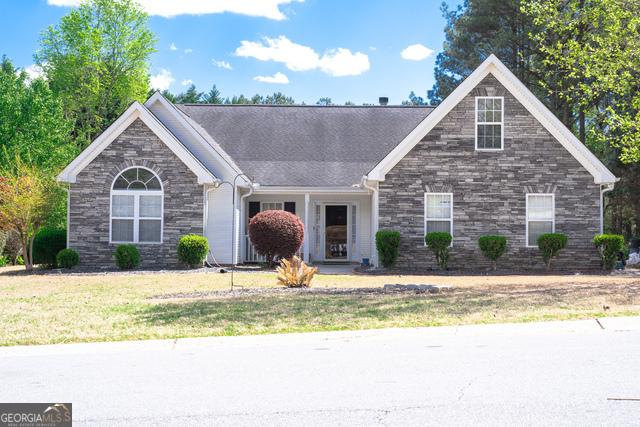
<box><xmin>1</xmin><ymin>317</ymin><xmax>639</xmax><ymax>426</ymax></box>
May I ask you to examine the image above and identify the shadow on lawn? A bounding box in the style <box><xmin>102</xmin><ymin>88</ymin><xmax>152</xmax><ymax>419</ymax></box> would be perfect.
<box><xmin>133</xmin><ymin>282</ymin><xmax>640</xmax><ymax>330</ymax></box>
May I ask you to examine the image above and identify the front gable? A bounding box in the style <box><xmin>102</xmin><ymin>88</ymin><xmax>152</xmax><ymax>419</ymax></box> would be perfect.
<box><xmin>57</xmin><ymin>102</ymin><xmax>216</xmax><ymax>184</ymax></box>
<box><xmin>367</xmin><ymin>55</ymin><xmax>616</xmax><ymax>185</ymax></box>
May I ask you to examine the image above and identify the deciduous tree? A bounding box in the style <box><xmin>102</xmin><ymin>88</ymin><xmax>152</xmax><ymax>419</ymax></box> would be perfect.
<box><xmin>0</xmin><ymin>159</ymin><xmax>62</xmax><ymax>271</ymax></box>
<box><xmin>36</xmin><ymin>0</ymin><xmax>156</xmax><ymax>148</ymax></box>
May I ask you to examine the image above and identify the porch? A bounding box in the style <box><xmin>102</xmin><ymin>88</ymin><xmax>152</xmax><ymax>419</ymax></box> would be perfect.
<box><xmin>240</xmin><ymin>188</ymin><xmax>375</xmax><ymax>265</ymax></box>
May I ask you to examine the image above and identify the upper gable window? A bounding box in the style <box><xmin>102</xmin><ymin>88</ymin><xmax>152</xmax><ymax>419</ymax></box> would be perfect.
<box><xmin>475</xmin><ymin>97</ymin><xmax>503</xmax><ymax>151</ymax></box>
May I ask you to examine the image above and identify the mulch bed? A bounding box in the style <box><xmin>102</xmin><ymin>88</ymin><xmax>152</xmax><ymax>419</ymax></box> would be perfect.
<box><xmin>150</xmin><ymin>284</ymin><xmax>452</xmax><ymax>300</ymax></box>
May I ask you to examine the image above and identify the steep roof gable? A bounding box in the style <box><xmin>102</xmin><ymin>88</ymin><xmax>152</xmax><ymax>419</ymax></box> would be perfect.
<box><xmin>57</xmin><ymin>102</ymin><xmax>217</xmax><ymax>184</ymax></box>
<box><xmin>367</xmin><ymin>54</ymin><xmax>617</xmax><ymax>185</ymax></box>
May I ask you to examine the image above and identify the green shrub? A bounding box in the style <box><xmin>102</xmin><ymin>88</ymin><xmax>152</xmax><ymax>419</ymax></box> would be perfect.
<box><xmin>478</xmin><ymin>235</ymin><xmax>507</xmax><ymax>270</ymax></box>
<box><xmin>593</xmin><ymin>234</ymin><xmax>625</xmax><ymax>270</ymax></box>
<box><xmin>0</xmin><ymin>255</ymin><xmax>7</xmax><ymax>267</ymax></box>
<box><xmin>114</xmin><ymin>244</ymin><xmax>140</xmax><ymax>270</ymax></box>
<box><xmin>537</xmin><ymin>233</ymin><xmax>568</xmax><ymax>271</ymax></box>
<box><xmin>425</xmin><ymin>232</ymin><xmax>452</xmax><ymax>270</ymax></box>
<box><xmin>177</xmin><ymin>234</ymin><xmax>209</xmax><ymax>268</ymax></box>
<box><xmin>33</xmin><ymin>227</ymin><xmax>66</xmax><ymax>267</ymax></box>
<box><xmin>375</xmin><ymin>230</ymin><xmax>401</xmax><ymax>268</ymax></box>
<box><xmin>56</xmin><ymin>249</ymin><xmax>79</xmax><ymax>269</ymax></box>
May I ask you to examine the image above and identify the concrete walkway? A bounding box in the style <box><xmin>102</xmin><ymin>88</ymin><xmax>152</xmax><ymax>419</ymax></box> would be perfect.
<box><xmin>2</xmin><ymin>317</ymin><xmax>639</xmax><ymax>426</ymax></box>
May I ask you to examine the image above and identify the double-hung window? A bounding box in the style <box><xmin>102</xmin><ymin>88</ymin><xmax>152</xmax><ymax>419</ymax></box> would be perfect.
<box><xmin>476</xmin><ymin>96</ymin><xmax>503</xmax><ymax>150</ymax></box>
<box><xmin>526</xmin><ymin>194</ymin><xmax>554</xmax><ymax>247</ymax></box>
<box><xmin>424</xmin><ymin>193</ymin><xmax>453</xmax><ymax>241</ymax></box>
<box><xmin>110</xmin><ymin>167</ymin><xmax>163</xmax><ymax>243</ymax></box>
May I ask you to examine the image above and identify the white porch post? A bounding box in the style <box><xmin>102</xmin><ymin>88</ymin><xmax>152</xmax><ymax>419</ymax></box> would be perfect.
<box><xmin>234</xmin><ymin>190</ymin><xmax>241</xmax><ymax>264</ymax></box>
<box><xmin>371</xmin><ymin>183</ymin><xmax>379</xmax><ymax>267</ymax></box>
<box><xmin>303</xmin><ymin>193</ymin><xmax>310</xmax><ymax>263</ymax></box>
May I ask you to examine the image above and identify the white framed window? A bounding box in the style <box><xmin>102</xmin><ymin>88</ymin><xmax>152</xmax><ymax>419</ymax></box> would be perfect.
<box><xmin>110</xmin><ymin>167</ymin><xmax>163</xmax><ymax>244</ymax></box>
<box><xmin>475</xmin><ymin>96</ymin><xmax>504</xmax><ymax>150</ymax></box>
<box><xmin>261</xmin><ymin>201</ymin><xmax>284</xmax><ymax>211</ymax></box>
<box><xmin>526</xmin><ymin>193</ymin><xmax>554</xmax><ymax>247</ymax></box>
<box><xmin>424</xmin><ymin>193</ymin><xmax>453</xmax><ymax>244</ymax></box>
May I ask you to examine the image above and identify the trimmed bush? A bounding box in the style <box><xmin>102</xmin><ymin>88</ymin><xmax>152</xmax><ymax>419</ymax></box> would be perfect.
<box><xmin>248</xmin><ymin>210</ymin><xmax>304</xmax><ymax>266</ymax></box>
<box><xmin>114</xmin><ymin>244</ymin><xmax>140</xmax><ymax>270</ymax></box>
<box><xmin>478</xmin><ymin>235</ymin><xmax>507</xmax><ymax>270</ymax></box>
<box><xmin>425</xmin><ymin>232</ymin><xmax>452</xmax><ymax>270</ymax></box>
<box><xmin>177</xmin><ymin>234</ymin><xmax>209</xmax><ymax>268</ymax></box>
<box><xmin>537</xmin><ymin>233</ymin><xmax>567</xmax><ymax>271</ymax></box>
<box><xmin>375</xmin><ymin>230</ymin><xmax>401</xmax><ymax>268</ymax></box>
<box><xmin>0</xmin><ymin>255</ymin><xmax>6</xmax><ymax>267</ymax></box>
<box><xmin>33</xmin><ymin>227</ymin><xmax>66</xmax><ymax>267</ymax></box>
<box><xmin>56</xmin><ymin>249</ymin><xmax>79</xmax><ymax>269</ymax></box>
<box><xmin>593</xmin><ymin>234</ymin><xmax>625</xmax><ymax>270</ymax></box>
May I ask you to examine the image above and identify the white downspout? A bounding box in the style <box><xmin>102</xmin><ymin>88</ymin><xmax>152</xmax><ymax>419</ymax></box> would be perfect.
<box><xmin>600</xmin><ymin>183</ymin><xmax>615</xmax><ymax>234</ymax></box>
<box><xmin>361</xmin><ymin>176</ymin><xmax>379</xmax><ymax>267</ymax></box>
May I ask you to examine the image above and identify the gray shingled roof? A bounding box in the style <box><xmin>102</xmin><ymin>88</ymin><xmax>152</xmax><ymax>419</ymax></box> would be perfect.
<box><xmin>176</xmin><ymin>104</ymin><xmax>433</xmax><ymax>187</ymax></box>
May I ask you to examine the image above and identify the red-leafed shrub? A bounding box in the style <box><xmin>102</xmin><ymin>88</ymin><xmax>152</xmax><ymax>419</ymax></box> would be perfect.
<box><xmin>248</xmin><ymin>210</ymin><xmax>304</xmax><ymax>266</ymax></box>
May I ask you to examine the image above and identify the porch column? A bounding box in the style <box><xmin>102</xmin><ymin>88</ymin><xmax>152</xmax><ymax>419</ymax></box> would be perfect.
<box><xmin>303</xmin><ymin>193</ymin><xmax>310</xmax><ymax>263</ymax></box>
<box><xmin>371</xmin><ymin>183</ymin><xmax>379</xmax><ymax>267</ymax></box>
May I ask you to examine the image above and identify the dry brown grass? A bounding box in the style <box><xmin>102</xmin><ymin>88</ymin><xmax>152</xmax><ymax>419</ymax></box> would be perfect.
<box><xmin>0</xmin><ymin>267</ymin><xmax>638</xmax><ymax>346</ymax></box>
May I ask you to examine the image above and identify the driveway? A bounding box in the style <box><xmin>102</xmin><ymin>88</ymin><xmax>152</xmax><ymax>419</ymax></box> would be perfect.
<box><xmin>1</xmin><ymin>318</ymin><xmax>639</xmax><ymax>426</ymax></box>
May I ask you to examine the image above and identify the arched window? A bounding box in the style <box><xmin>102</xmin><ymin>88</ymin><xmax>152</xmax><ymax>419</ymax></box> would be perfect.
<box><xmin>110</xmin><ymin>167</ymin><xmax>163</xmax><ymax>243</ymax></box>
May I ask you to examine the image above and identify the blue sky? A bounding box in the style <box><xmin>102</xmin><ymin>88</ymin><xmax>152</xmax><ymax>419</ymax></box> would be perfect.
<box><xmin>0</xmin><ymin>0</ymin><xmax>459</xmax><ymax>105</ymax></box>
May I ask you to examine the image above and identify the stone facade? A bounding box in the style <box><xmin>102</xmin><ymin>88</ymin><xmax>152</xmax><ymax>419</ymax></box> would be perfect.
<box><xmin>379</xmin><ymin>74</ymin><xmax>602</xmax><ymax>271</ymax></box>
<box><xmin>69</xmin><ymin>119</ymin><xmax>204</xmax><ymax>268</ymax></box>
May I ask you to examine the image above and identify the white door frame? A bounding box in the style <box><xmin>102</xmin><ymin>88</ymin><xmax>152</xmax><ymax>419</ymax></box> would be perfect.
<box><xmin>321</xmin><ymin>203</ymin><xmax>351</xmax><ymax>262</ymax></box>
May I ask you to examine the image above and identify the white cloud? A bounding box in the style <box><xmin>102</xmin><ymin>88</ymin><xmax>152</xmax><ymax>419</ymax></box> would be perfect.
<box><xmin>369</xmin><ymin>46</ymin><xmax>377</xmax><ymax>51</ymax></box>
<box><xmin>400</xmin><ymin>44</ymin><xmax>433</xmax><ymax>61</ymax></box>
<box><xmin>23</xmin><ymin>64</ymin><xmax>44</xmax><ymax>81</ymax></box>
<box><xmin>319</xmin><ymin>48</ymin><xmax>370</xmax><ymax>77</ymax></box>
<box><xmin>181</xmin><ymin>79</ymin><xmax>193</xmax><ymax>86</ymax></box>
<box><xmin>150</xmin><ymin>69</ymin><xmax>175</xmax><ymax>91</ymax></box>
<box><xmin>184</xmin><ymin>48</ymin><xmax>193</xmax><ymax>54</ymax></box>
<box><xmin>253</xmin><ymin>72</ymin><xmax>289</xmax><ymax>84</ymax></box>
<box><xmin>169</xmin><ymin>43</ymin><xmax>178</xmax><ymax>51</ymax></box>
<box><xmin>235</xmin><ymin>35</ymin><xmax>370</xmax><ymax>77</ymax></box>
<box><xmin>212</xmin><ymin>59</ymin><xmax>233</xmax><ymax>70</ymax></box>
<box><xmin>235</xmin><ymin>36</ymin><xmax>319</xmax><ymax>72</ymax></box>
<box><xmin>47</xmin><ymin>0</ymin><xmax>303</xmax><ymax>20</ymax></box>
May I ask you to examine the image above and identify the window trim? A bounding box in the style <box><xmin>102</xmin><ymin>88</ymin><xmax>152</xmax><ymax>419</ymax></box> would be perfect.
<box><xmin>525</xmin><ymin>193</ymin><xmax>555</xmax><ymax>248</ymax></box>
<box><xmin>475</xmin><ymin>96</ymin><xmax>504</xmax><ymax>151</ymax></box>
<box><xmin>260</xmin><ymin>201</ymin><xmax>284</xmax><ymax>212</ymax></box>
<box><xmin>424</xmin><ymin>192</ymin><xmax>454</xmax><ymax>247</ymax></box>
<box><xmin>109</xmin><ymin>167</ymin><xmax>164</xmax><ymax>245</ymax></box>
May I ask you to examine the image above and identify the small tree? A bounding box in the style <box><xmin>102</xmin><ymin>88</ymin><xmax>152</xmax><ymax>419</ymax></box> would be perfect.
<box><xmin>537</xmin><ymin>233</ymin><xmax>568</xmax><ymax>271</ymax></box>
<box><xmin>478</xmin><ymin>235</ymin><xmax>507</xmax><ymax>271</ymax></box>
<box><xmin>425</xmin><ymin>232</ymin><xmax>452</xmax><ymax>270</ymax></box>
<box><xmin>375</xmin><ymin>230</ymin><xmax>401</xmax><ymax>268</ymax></box>
<box><xmin>593</xmin><ymin>234</ymin><xmax>625</xmax><ymax>270</ymax></box>
<box><xmin>248</xmin><ymin>210</ymin><xmax>304</xmax><ymax>267</ymax></box>
<box><xmin>0</xmin><ymin>160</ymin><xmax>61</xmax><ymax>271</ymax></box>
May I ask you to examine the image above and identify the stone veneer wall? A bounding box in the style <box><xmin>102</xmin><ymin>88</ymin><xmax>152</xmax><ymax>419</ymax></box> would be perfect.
<box><xmin>379</xmin><ymin>74</ymin><xmax>603</xmax><ymax>271</ymax></box>
<box><xmin>68</xmin><ymin>118</ymin><xmax>204</xmax><ymax>268</ymax></box>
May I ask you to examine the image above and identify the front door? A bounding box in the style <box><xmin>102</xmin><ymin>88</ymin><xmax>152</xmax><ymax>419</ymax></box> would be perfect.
<box><xmin>324</xmin><ymin>205</ymin><xmax>348</xmax><ymax>261</ymax></box>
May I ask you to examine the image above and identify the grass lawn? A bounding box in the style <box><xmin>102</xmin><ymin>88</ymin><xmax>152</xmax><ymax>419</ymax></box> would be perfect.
<box><xmin>0</xmin><ymin>267</ymin><xmax>639</xmax><ymax>346</ymax></box>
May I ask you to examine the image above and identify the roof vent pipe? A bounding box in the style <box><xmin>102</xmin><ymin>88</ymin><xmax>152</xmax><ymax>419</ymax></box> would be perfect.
<box><xmin>378</xmin><ymin>97</ymin><xmax>389</xmax><ymax>106</ymax></box>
